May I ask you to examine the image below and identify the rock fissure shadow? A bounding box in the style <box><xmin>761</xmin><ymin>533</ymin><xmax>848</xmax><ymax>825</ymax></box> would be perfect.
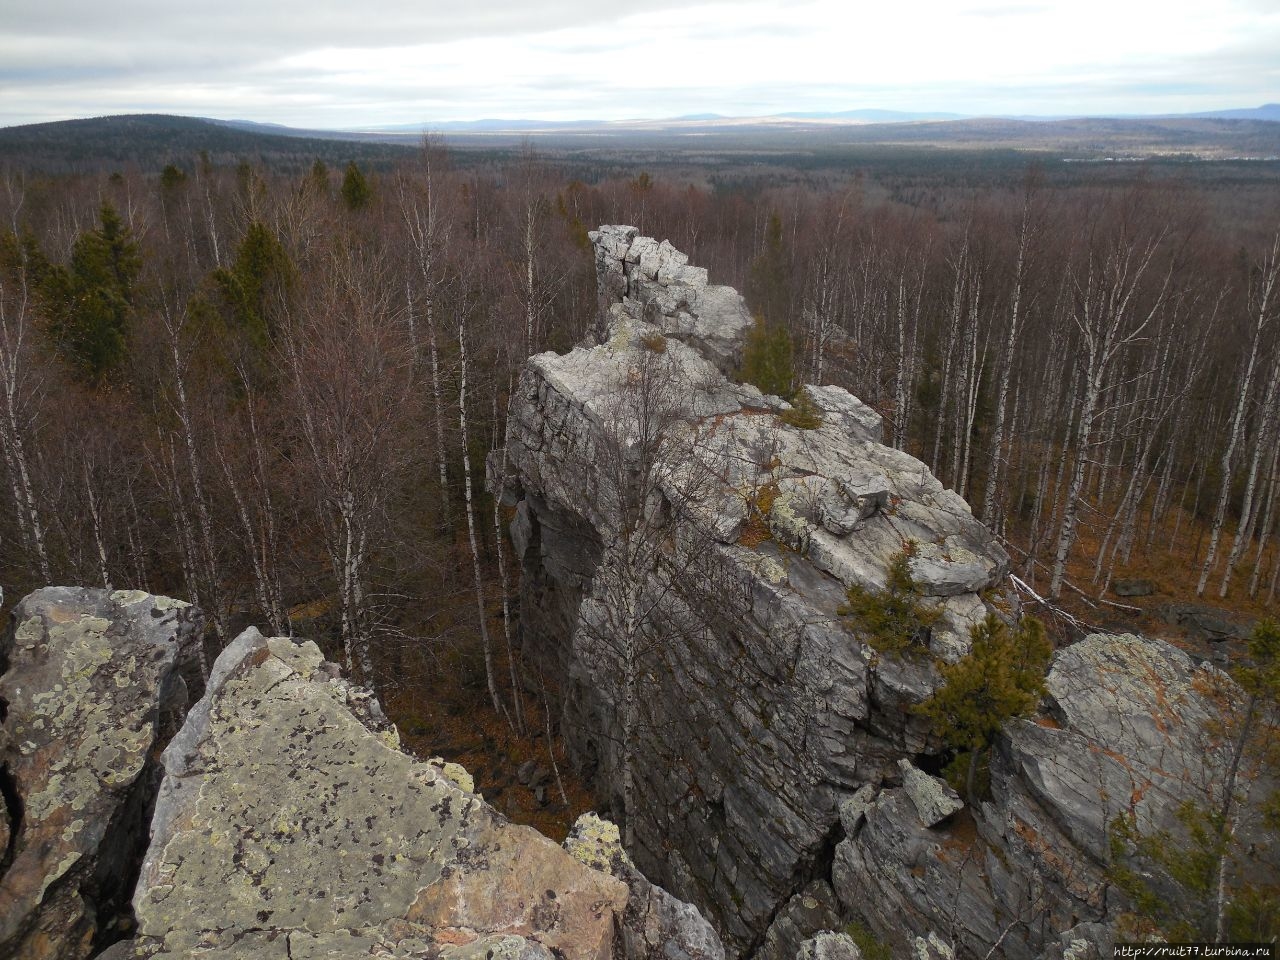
<box><xmin>913</xmin><ymin>748</ymin><xmax>955</xmax><ymax>779</ymax></box>
<box><xmin>740</xmin><ymin>816</ymin><xmax>846</xmax><ymax>960</ymax></box>
<box><xmin>88</xmin><ymin>755</ymin><xmax>168</xmax><ymax>954</ymax></box>
<box><xmin>0</xmin><ymin>762</ymin><xmax>23</xmax><ymax>875</ymax></box>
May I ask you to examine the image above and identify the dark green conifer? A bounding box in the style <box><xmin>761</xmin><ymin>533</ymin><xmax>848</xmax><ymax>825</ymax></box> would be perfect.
<box><xmin>341</xmin><ymin>161</ymin><xmax>372</xmax><ymax>210</ymax></box>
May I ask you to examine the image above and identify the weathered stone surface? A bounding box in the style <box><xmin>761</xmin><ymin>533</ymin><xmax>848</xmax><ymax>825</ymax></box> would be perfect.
<box><xmin>913</xmin><ymin>932</ymin><xmax>956</xmax><ymax>960</ymax></box>
<box><xmin>564</xmin><ymin>812</ymin><xmax>724</xmax><ymax>960</ymax></box>
<box><xmin>589</xmin><ymin>224</ymin><xmax>753</xmax><ymax>373</ymax></box>
<box><xmin>896</xmin><ymin>760</ymin><xmax>963</xmax><ymax>827</ymax></box>
<box><xmin>832</xmin><ymin>790</ymin><xmax>1008</xmax><ymax>956</ymax></box>
<box><xmin>0</xmin><ymin>587</ymin><xmax>203</xmax><ymax>960</ymax></box>
<box><xmin>502</xmin><ymin>230</ymin><xmax>1011</xmax><ymax>955</ymax></box>
<box><xmin>796</xmin><ymin>931</ymin><xmax>864</xmax><ymax>960</ymax></box>
<box><xmin>1037</xmin><ymin>923</ymin><xmax>1111</xmax><ymax>960</ymax></box>
<box><xmin>836</xmin><ymin>784</ymin><xmax>877</xmax><ymax>837</ymax></box>
<box><xmin>1110</xmin><ymin>578</ymin><xmax>1153</xmax><ymax>598</ymax></box>
<box><xmin>757</xmin><ymin>881</ymin><xmax>843</xmax><ymax>960</ymax></box>
<box><xmin>830</xmin><ymin>632</ymin><xmax>1274</xmax><ymax>960</ymax></box>
<box><xmin>119</xmin><ymin>628</ymin><xmax>636</xmax><ymax>960</ymax></box>
<box><xmin>802</xmin><ymin>385</ymin><xmax>883</xmax><ymax>443</ymax></box>
<box><xmin>1157</xmin><ymin>602</ymin><xmax>1250</xmax><ymax>642</ymax></box>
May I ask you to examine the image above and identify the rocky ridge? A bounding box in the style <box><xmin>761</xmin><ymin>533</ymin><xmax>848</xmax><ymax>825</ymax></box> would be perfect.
<box><xmin>498</xmin><ymin>226</ymin><xmax>1274</xmax><ymax>958</ymax></box>
<box><xmin>0</xmin><ymin>588</ymin><xmax>721</xmax><ymax>960</ymax></box>
<box><xmin>499</xmin><ymin>225</ymin><xmax>1014</xmax><ymax>952</ymax></box>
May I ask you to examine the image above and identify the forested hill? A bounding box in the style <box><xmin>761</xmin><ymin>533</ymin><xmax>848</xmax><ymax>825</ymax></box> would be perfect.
<box><xmin>0</xmin><ymin>114</ymin><xmax>412</xmax><ymax>174</ymax></box>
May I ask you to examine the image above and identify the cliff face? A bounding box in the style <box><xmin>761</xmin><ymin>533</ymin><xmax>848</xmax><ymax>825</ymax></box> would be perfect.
<box><xmin>499</xmin><ymin>225</ymin><xmax>1013</xmax><ymax>954</ymax></box>
<box><xmin>498</xmin><ymin>226</ymin><xmax>1275</xmax><ymax>959</ymax></box>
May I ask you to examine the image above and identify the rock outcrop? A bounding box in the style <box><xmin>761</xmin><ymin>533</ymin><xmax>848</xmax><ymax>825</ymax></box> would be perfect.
<box><xmin>2</xmin><ymin>589</ymin><xmax>720</xmax><ymax>960</ymax></box>
<box><xmin>498</xmin><ymin>227</ymin><xmax>1012</xmax><ymax>954</ymax></box>
<box><xmin>499</xmin><ymin>227</ymin><xmax>1275</xmax><ymax>959</ymax></box>
<box><xmin>831</xmin><ymin>632</ymin><xmax>1267</xmax><ymax>959</ymax></box>
<box><xmin>565</xmin><ymin>811</ymin><xmax>725</xmax><ymax>960</ymax></box>
<box><xmin>0</xmin><ymin>587</ymin><xmax>203</xmax><ymax>960</ymax></box>
<box><xmin>590</xmin><ymin>224</ymin><xmax>753</xmax><ymax>375</ymax></box>
<box><xmin>111</xmin><ymin>624</ymin><xmax>717</xmax><ymax>959</ymax></box>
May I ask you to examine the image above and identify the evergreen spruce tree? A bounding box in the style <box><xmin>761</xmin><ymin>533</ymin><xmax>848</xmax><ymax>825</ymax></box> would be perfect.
<box><xmin>341</xmin><ymin>161</ymin><xmax>372</xmax><ymax>210</ymax></box>
<box><xmin>746</xmin><ymin>212</ymin><xmax>791</xmax><ymax>327</ymax></box>
<box><xmin>916</xmin><ymin>613</ymin><xmax>1051</xmax><ymax>802</ymax></box>
<box><xmin>41</xmin><ymin>202</ymin><xmax>141</xmax><ymax>382</ymax></box>
<box><xmin>212</xmin><ymin>222</ymin><xmax>295</xmax><ymax>352</ymax></box>
<box><xmin>739</xmin><ymin>316</ymin><xmax>796</xmax><ymax>399</ymax></box>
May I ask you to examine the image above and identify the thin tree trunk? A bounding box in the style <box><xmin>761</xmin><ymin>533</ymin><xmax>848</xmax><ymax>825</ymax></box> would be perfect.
<box><xmin>1220</xmin><ymin>347</ymin><xmax>1280</xmax><ymax>596</ymax></box>
<box><xmin>457</xmin><ymin>316</ymin><xmax>507</xmax><ymax>723</ymax></box>
<box><xmin>1200</xmin><ymin>247</ymin><xmax>1276</xmax><ymax>594</ymax></box>
<box><xmin>83</xmin><ymin>459</ymin><xmax>111</xmax><ymax>589</ymax></box>
<box><xmin>1247</xmin><ymin>441</ymin><xmax>1280</xmax><ymax>597</ymax></box>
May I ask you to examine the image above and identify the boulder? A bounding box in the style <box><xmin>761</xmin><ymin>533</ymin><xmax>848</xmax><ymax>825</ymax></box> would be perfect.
<box><xmin>116</xmin><ymin>628</ymin><xmax>643</xmax><ymax>959</ymax></box>
<box><xmin>0</xmin><ymin>587</ymin><xmax>203</xmax><ymax>960</ymax></box>
<box><xmin>1110</xmin><ymin>578</ymin><xmax>1153</xmax><ymax>598</ymax></box>
<box><xmin>829</xmin><ymin>632</ymin><xmax>1273</xmax><ymax>960</ymax></box>
<box><xmin>1157</xmin><ymin>602</ymin><xmax>1249</xmax><ymax>642</ymax></box>
<box><xmin>757</xmin><ymin>881</ymin><xmax>843</xmax><ymax>960</ymax></box>
<box><xmin>896</xmin><ymin>760</ymin><xmax>963</xmax><ymax>827</ymax></box>
<box><xmin>796</xmin><ymin>931</ymin><xmax>864</xmax><ymax>960</ymax></box>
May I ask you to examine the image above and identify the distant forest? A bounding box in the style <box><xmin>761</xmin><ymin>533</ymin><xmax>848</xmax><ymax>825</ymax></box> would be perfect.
<box><xmin>1</xmin><ymin>124</ymin><xmax>1278</xmax><ymax>746</ymax></box>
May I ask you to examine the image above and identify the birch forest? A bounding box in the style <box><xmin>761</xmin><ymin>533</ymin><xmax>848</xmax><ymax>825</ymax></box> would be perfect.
<box><xmin>1</xmin><ymin>143</ymin><xmax>1278</xmax><ymax>746</ymax></box>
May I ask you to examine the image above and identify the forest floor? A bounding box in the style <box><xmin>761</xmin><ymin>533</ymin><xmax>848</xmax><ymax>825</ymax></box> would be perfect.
<box><xmin>1014</xmin><ymin>502</ymin><xmax>1273</xmax><ymax>657</ymax></box>
<box><xmin>382</xmin><ymin>657</ymin><xmax>596</xmax><ymax>841</ymax></box>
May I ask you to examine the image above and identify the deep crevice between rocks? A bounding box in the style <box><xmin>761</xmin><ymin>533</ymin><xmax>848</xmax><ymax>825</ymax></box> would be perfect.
<box><xmin>741</xmin><ymin>815</ymin><xmax>846</xmax><ymax>960</ymax></box>
<box><xmin>913</xmin><ymin>749</ymin><xmax>955</xmax><ymax>779</ymax></box>
<box><xmin>0</xmin><ymin>762</ymin><xmax>23</xmax><ymax>875</ymax></box>
<box><xmin>88</xmin><ymin>754</ymin><xmax>166</xmax><ymax>955</ymax></box>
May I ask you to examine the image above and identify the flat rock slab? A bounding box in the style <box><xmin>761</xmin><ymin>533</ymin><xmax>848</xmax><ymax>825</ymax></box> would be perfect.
<box><xmin>123</xmin><ymin>628</ymin><xmax>629</xmax><ymax>959</ymax></box>
<box><xmin>0</xmin><ymin>587</ymin><xmax>201</xmax><ymax>960</ymax></box>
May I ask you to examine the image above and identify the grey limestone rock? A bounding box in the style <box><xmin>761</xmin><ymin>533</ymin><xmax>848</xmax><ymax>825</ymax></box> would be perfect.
<box><xmin>500</xmin><ymin>228</ymin><xmax>1012</xmax><ymax>956</ymax></box>
<box><xmin>122</xmin><ymin>628</ymin><xmax>635</xmax><ymax>960</ymax></box>
<box><xmin>564</xmin><ymin>812</ymin><xmax>725</xmax><ymax>960</ymax></box>
<box><xmin>830</xmin><ymin>632</ymin><xmax>1273</xmax><ymax>960</ymax></box>
<box><xmin>588</xmin><ymin>224</ymin><xmax>752</xmax><ymax>373</ymax></box>
<box><xmin>796</xmin><ymin>931</ymin><xmax>864</xmax><ymax>960</ymax></box>
<box><xmin>913</xmin><ymin>932</ymin><xmax>956</xmax><ymax>960</ymax></box>
<box><xmin>758</xmin><ymin>881</ymin><xmax>844</xmax><ymax>960</ymax></box>
<box><xmin>0</xmin><ymin>587</ymin><xmax>203</xmax><ymax>960</ymax></box>
<box><xmin>1110</xmin><ymin>578</ymin><xmax>1153</xmax><ymax>598</ymax></box>
<box><xmin>896</xmin><ymin>759</ymin><xmax>963</xmax><ymax>827</ymax></box>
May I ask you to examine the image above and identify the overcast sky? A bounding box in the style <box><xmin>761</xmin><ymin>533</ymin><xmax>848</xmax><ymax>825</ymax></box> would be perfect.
<box><xmin>1</xmin><ymin>0</ymin><xmax>1277</xmax><ymax>128</ymax></box>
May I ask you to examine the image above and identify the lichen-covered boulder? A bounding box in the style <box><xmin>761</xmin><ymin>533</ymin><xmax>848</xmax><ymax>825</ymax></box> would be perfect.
<box><xmin>117</xmin><ymin>628</ymin><xmax>638</xmax><ymax>959</ymax></box>
<box><xmin>0</xmin><ymin>587</ymin><xmax>203</xmax><ymax>960</ymax></box>
<box><xmin>897</xmin><ymin>760</ymin><xmax>963</xmax><ymax>827</ymax></box>
<box><xmin>758</xmin><ymin>881</ymin><xmax>843</xmax><ymax>960</ymax></box>
<box><xmin>795</xmin><ymin>931</ymin><xmax>864</xmax><ymax>960</ymax></box>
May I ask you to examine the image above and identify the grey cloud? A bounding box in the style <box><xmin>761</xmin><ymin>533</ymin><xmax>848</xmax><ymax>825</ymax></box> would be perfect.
<box><xmin>2</xmin><ymin>0</ymin><xmax>694</xmax><ymax>60</ymax></box>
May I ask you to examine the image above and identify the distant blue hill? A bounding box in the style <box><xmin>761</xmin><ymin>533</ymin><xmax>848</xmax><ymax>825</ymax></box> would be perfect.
<box><xmin>778</xmin><ymin>109</ymin><xmax>969</xmax><ymax>122</ymax></box>
<box><xmin>1181</xmin><ymin>104</ymin><xmax>1280</xmax><ymax>121</ymax></box>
